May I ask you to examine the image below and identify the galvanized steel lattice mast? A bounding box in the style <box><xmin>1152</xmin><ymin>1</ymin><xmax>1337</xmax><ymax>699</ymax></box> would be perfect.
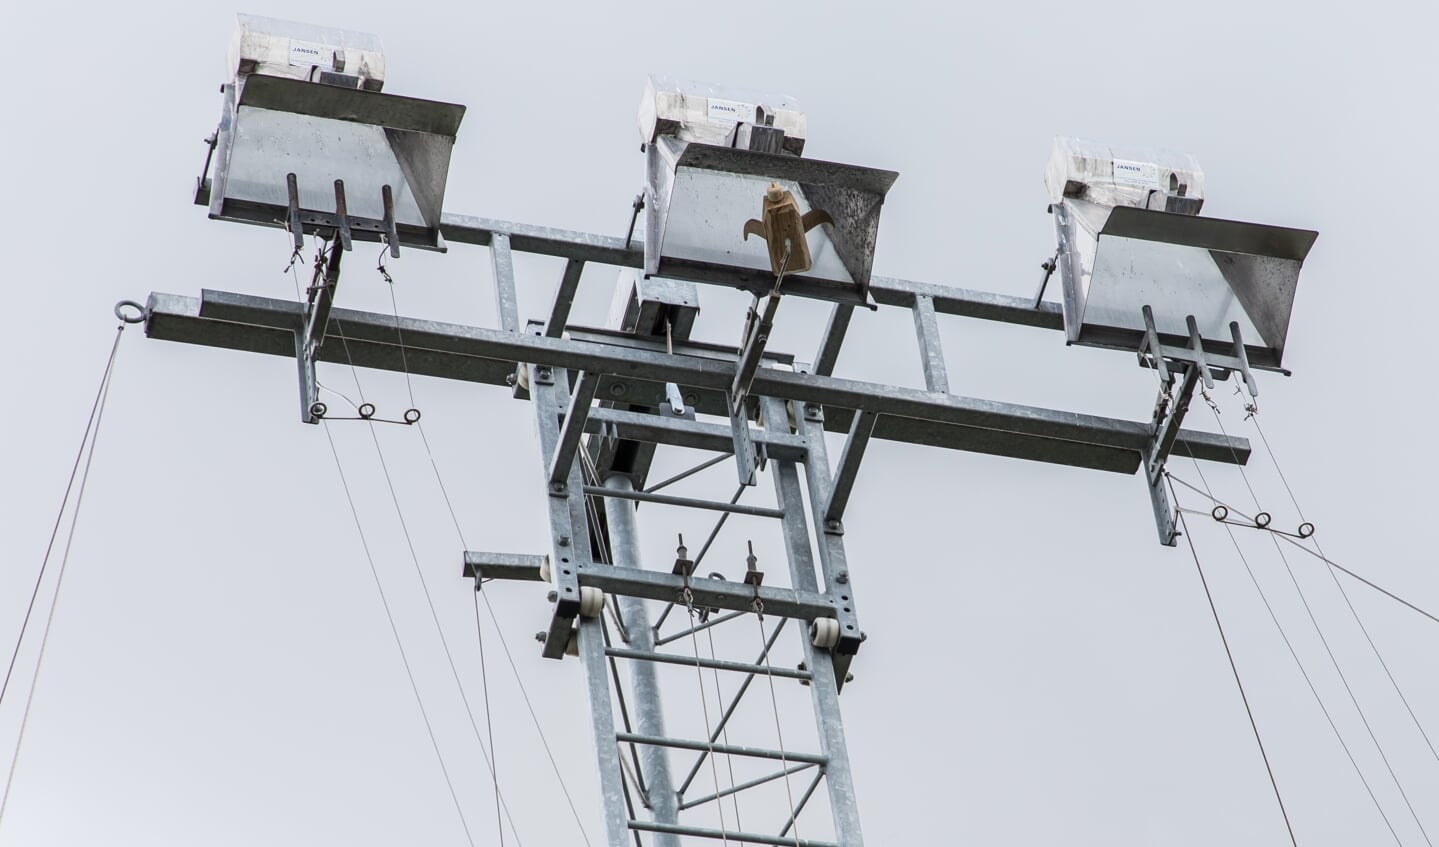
<box><xmin>145</xmin><ymin>16</ymin><xmax>1315</xmax><ymax>847</ymax></box>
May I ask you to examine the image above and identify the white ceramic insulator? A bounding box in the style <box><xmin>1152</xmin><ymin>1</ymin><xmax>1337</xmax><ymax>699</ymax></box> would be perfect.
<box><xmin>810</xmin><ymin>618</ymin><xmax>840</xmax><ymax>649</ymax></box>
<box><xmin>578</xmin><ymin>586</ymin><xmax>604</xmax><ymax>618</ymax></box>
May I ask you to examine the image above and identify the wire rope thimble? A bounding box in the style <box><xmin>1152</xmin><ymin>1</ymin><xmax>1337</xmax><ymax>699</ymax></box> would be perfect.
<box><xmin>1297</xmin><ymin>521</ymin><xmax>1315</xmax><ymax>539</ymax></box>
<box><xmin>309</xmin><ymin>401</ymin><xmax>328</xmax><ymax>420</ymax></box>
<box><xmin>1254</xmin><ymin>511</ymin><xmax>1272</xmax><ymax>529</ymax></box>
<box><xmin>1211</xmin><ymin>504</ymin><xmax>1230</xmax><ymax>522</ymax></box>
<box><xmin>114</xmin><ymin>300</ymin><xmax>147</xmax><ymax>325</ymax></box>
<box><xmin>358</xmin><ymin>402</ymin><xmax>376</xmax><ymax>420</ymax></box>
<box><xmin>403</xmin><ymin>408</ymin><xmax>421</xmax><ymax>424</ymax></box>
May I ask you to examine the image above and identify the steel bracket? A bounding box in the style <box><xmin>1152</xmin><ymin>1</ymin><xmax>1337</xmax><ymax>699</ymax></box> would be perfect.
<box><xmin>296</xmin><ymin>239</ymin><xmax>343</xmax><ymax>424</ymax></box>
<box><xmin>1143</xmin><ymin>362</ymin><xmax>1200</xmax><ymax>546</ymax></box>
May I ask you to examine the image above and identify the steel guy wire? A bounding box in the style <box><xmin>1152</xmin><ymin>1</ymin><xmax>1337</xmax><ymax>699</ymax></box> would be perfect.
<box><xmin>705</xmin><ymin>625</ymin><xmax>745</xmax><ymax>832</ymax></box>
<box><xmin>473</xmin><ymin>592</ymin><xmax>504</xmax><ymax>847</ymax></box>
<box><xmin>409</xmin><ymin>363</ymin><xmax>594</xmax><ymax>847</ymax></box>
<box><xmin>1</xmin><ymin>325</ymin><xmax>121</xmax><ymax>830</ymax></box>
<box><xmin>683</xmin><ymin>582</ymin><xmax>731</xmax><ymax>843</ymax></box>
<box><xmin>1167</xmin><ymin>475</ymin><xmax>1439</xmax><ymax>626</ymax></box>
<box><xmin>752</xmin><ymin>611</ymin><xmax>802</xmax><ymax>847</ymax></box>
<box><xmin>333</xmin><ymin>322</ymin><xmax>525</xmax><ymax>845</ymax></box>
<box><xmin>324</xmin><ymin>422</ymin><xmax>477</xmax><ymax>847</ymax></box>
<box><xmin>1178</xmin><ymin>454</ymin><xmax>1405</xmax><ymax>845</ymax></box>
<box><xmin>2</xmin><ymin>322</ymin><xmax>125</xmax><ymax>712</ymax></box>
<box><xmin>1205</xmin><ymin>402</ymin><xmax>1433</xmax><ymax>845</ymax></box>
<box><xmin>1247</xmin><ymin>410</ymin><xmax>1439</xmax><ymax>768</ymax></box>
<box><xmin>1173</xmin><ymin>500</ymin><xmax>1301</xmax><ymax>847</ymax></box>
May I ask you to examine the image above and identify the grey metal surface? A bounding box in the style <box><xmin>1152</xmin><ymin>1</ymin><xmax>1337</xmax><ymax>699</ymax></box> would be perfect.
<box><xmin>549</xmin><ymin>371</ymin><xmax>600</xmax><ymax>487</ymax></box>
<box><xmin>207</xmin><ymin>75</ymin><xmax>462</xmax><ymax>251</ymax></box>
<box><xmin>577</xmin><ymin>568</ymin><xmax>837</xmax><ymax>621</ymax></box>
<box><xmin>765</xmin><ymin>398</ymin><xmax>863</xmax><ymax>845</ymax></box>
<box><xmin>911</xmin><ymin>293</ymin><xmax>950</xmax><ymax>393</ymax></box>
<box><xmin>490</xmin><ymin>233</ymin><xmax>519</xmax><ymax>333</ymax></box>
<box><xmin>432</xmin><ymin>213</ymin><xmax>1067</xmax><ymax>329</ymax></box>
<box><xmin>578</xmin><ymin>613</ymin><xmax>632</xmax><ymax>847</ymax></box>
<box><xmin>825</xmin><ymin>410</ymin><xmax>877</xmax><ymax>524</ymax></box>
<box><xmin>546</xmin><ymin>259</ymin><xmax>586</xmax><ymax>337</ymax></box>
<box><xmin>1055</xmin><ymin>198</ymin><xmax>1316</xmax><ymax>368</ymax></box>
<box><xmin>603</xmin><ymin>476</ymin><xmax>682</xmax><ymax>846</ymax></box>
<box><xmin>462</xmin><ymin>551</ymin><xmax>548</xmax><ymax>582</ymax></box>
<box><xmin>642</xmin><ymin>138</ymin><xmax>896</xmax><ymax>306</ymax></box>
<box><xmin>531</xmin><ymin>367</ymin><xmax>591</xmax><ymax>659</ymax></box>
<box><xmin>146</xmin><ymin>291</ymin><xmax>1250</xmax><ymax>472</ymax></box>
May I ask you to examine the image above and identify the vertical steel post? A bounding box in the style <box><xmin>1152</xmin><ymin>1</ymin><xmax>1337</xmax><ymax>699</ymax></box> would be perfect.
<box><xmin>764</xmin><ymin>397</ymin><xmax>865</xmax><ymax>847</ymax></box>
<box><xmin>603</xmin><ymin>475</ymin><xmax>682</xmax><ymax>847</ymax></box>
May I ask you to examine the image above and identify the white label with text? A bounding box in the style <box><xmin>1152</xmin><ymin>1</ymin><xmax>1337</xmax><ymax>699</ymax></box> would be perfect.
<box><xmin>707</xmin><ymin>97</ymin><xmax>757</xmax><ymax>124</ymax></box>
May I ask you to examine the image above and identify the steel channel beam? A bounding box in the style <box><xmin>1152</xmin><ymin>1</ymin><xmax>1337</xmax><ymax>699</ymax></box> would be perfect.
<box><xmin>532</xmin><ymin>367</ymin><xmax>591</xmax><ymax>659</ymax></box>
<box><xmin>435</xmin><ymin>215</ymin><xmax>1065</xmax><ymax>331</ymax></box>
<box><xmin>579</xmin><ymin>569</ymin><xmax>835</xmax><ymax>621</ymax></box>
<box><xmin>585</xmin><ymin>407</ymin><xmax>807</xmax><ymax>461</ymax></box>
<box><xmin>462</xmin><ymin>551</ymin><xmax>547</xmax><ymax>582</ymax></box>
<box><xmin>605</xmin><ymin>647</ymin><xmax>812</xmax><ymax>681</ymax></box>
<box><xmin>146</xmin><ymin>291</ymin><xmax>1249</xmax><ymax>470</ymax></box>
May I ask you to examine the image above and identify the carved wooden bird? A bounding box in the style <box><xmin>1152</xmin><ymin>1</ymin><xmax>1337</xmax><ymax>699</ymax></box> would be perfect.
<box><xmin>742</xmin><ymin>183</ymin><xmax>833</xmax><ymax>277</ymax></box>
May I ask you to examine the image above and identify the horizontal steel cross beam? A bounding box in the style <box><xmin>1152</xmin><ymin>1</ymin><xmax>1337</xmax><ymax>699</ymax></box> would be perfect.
<box><xmin>143</xmin><ymin>291</ymin><xmax>1249</xmax><ymax>473</ymax></box>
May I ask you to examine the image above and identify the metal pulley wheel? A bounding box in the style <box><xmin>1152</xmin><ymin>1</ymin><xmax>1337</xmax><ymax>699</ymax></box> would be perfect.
<box><xmin>578</xmin><ymin>586</ymin><xmax>604</xmax><ymax>618</ymax></box>
<box><xmin>810</xmin><ymin>618</ymin><xmax>840</xmax><ymax>649</ymax></box>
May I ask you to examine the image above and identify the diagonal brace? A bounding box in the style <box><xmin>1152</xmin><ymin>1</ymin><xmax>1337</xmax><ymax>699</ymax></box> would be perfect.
<box><xmin>549</xmin><ymin>370</ymin><xmax>602</xmax><ymax>489</ymax></box>
<box><xmin>824</xmin><ymin>410</ymin><xmax>877</xmax><ymax>524</ymax></box>
<box><xmin>297</xmin><ymin>241</ymin><xmax>343</xmax><ymax>424</ymax></box>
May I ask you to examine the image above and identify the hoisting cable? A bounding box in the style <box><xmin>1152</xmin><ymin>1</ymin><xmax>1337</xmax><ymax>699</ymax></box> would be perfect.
<box><xmin>1204</xmin><ymin>402</ymin><xmax>1434</xmax><ymax>845</ymax></box>
<box><xmin>472</xmin><ymin>591</ymin><xmax>503</xmax><ymax>847</ymax></box>
<box><xmin>330</xmin><ymin>321</ymin><xmax>524</xmax><ymax>846</ymax></box>
<box><xmin>1246</xmin><ymin>404</ymin><xmax>1439</xmax><ymax>767</ymax></box>
<box><xmin>324</xmin><ymin>422</ymin><xmax>477</xmax><ymax>847</ymax></box>
<box><xmin>1176</xmin><ymin>458</ymin><xmax>1404</xmax><ymax>845</ymax></box>
<box><xmin>1172</xmin><ymin>502</ymin><xmax>1300</xmax><ymax>847</ymax></box>
<box><xmin>382</xmin><ymin>253</ymin><xmax>504</xmax><ymax>846</ymax></box>
<box><xmin>751</xmin><ymin>605</ymin><xmax>801</xmax><ymax>847</ymax></box>
<box><xmin>705</xmin><ymin>625</ymin><xmax>745</xmax><ymax>832</ymax></box>
<box><xmin>1</xmin><ymin>306</ymin><xmax>135</xmax><ymax>828</ymax></box>
<box><xmin>680</xmin><ymin>556</ymin><xmax>731</xmax><ymax>843</ymax></box>
<box><xmin>379</xmin><ymin>287</ymin><xmax>593</xmax><ymax>847</ymax></box>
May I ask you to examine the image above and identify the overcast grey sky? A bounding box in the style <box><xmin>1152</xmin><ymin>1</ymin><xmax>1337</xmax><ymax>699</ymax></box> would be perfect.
<box><xmin>3</xmin><ymin>1</ymin><xmax>1438</xmax><ymax>845</ymax></box>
